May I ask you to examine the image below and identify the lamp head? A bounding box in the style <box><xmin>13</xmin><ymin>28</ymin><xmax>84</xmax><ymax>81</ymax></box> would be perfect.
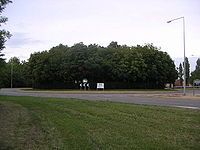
<box><xmin>167</xmin><ymin>21</ymin><xmax>171</xmax><ymax>23</ymax></box>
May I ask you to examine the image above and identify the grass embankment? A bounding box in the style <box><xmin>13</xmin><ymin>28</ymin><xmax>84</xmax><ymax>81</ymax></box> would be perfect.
<box><xmin>0</xmin><ymin>95</ymin><xmax>199</xmax><ymax>149</ymax></box>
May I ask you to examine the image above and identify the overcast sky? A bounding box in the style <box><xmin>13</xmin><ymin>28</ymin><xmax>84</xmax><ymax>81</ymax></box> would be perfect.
<box><xmin>2</xmin><ymin>0</ymin><xmax>200</xmax><ymax>70</ymax></box>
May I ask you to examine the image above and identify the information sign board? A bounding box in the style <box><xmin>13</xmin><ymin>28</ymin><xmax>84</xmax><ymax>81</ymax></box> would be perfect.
<box><xmin>97</xmin><ymin>83</ymin><xmax>104</xmax><ymax>89</ymax></box>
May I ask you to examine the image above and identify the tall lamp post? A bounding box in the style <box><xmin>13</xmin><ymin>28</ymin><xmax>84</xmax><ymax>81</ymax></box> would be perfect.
<box><xmin>167</xmin><ymin>17</ymin><xmax>186</xmax><ymax>95</ymax></box>
<box><xmin>11</xmin><ymin>61</ymin><xmax>13</xmax><ymax>88</ymax></box>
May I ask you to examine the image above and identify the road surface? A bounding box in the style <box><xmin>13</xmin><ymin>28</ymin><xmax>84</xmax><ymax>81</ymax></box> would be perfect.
<box><xmin>0</xmin><ymin>88</ymin><xmax>200</xmax><ymax>110</ymax></box>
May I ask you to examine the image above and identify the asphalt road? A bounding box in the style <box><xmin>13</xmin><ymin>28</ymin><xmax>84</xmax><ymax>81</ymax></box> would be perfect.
<box><xmin>0</xmin><ymin>88</ymin><xmax>200</xmax><ymax>110</ymax></box>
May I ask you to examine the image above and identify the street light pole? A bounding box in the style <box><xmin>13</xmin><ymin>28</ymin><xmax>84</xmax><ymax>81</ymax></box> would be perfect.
<box><xmin>183</xmin><ymin>17</ymin><xmax>186</xmax><ymax>96</ymax></box>
<box><xmin>167</xmin><ymin>17</ymin><xmax>186</xmax><ymax>95</ymax></box>
<box><xmin>11</xmin><ymin>62</ymin><xmax>13</xmax><ymax>88</ymax></box>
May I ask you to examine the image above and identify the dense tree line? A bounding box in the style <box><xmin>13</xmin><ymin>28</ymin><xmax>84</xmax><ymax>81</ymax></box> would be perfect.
<box><xmin>26</xmin><ymin>42</ymin><xmax>177</xmax><ymax>89</ymax></box>
<box><xmin>0</xmin><ymin>0</ymin><xmax>12</xmax><ymax>67</ymax></box>
<box><xmin>0</xmin><ymin>57</ymin><xmax>31</xmax><ymax>88</ymax></box>
<box><xmin>0</xmin><ymin>0</ymin><xmax>12</xmax><ymax>58</ymax></box>
<box><xmin>0</xmin><ymin>42</ymin><xmax>179</xmax><ymax>89</ymax></box>
<box><xmin>0</xmin><ymin>0</ymin><xmax>12</xmax><ymax>88</ymax></box>
<box><xmin>177</xmin><ymin>57</ymin><xmax>190</xmax><ymax>86</ymax></box>
<box><xmin>190</xmin><ymin>58</ymin><xmax>200</xmax><ymax>84</ymax></box>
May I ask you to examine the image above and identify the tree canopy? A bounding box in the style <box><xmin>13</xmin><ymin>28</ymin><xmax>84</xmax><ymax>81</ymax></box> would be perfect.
<box><xmin>0</xmin><ymin>57</ymin><xmax>31</xmax><ymax>88</ymax></box>
<box><xmin>178</xmin><ymin>63</ymin><xmax>183</xmax><ymax>85</ymax></box>
<box><xmin>0</xmin><ymin>42</ymin><xmax>178</xmax><ymax>89</ymax></box>
<box><xmin>190</xmin><ymin>58</ymin><xmax>200</xmax><ymax>84</ymax></box>
<box><xmin>184</xmin><ymin>57</ymin><xmax>190</xmax><ymax>85</ymax></box>
<box><xmin>0</xmin><ymin>0</ymin><xmax>12</xmax><ymax>88</ymax></box>
<box><xmin>27</xmin><ymin>42</ymin><xmax>177</xmax><ymax>89</ymax></box>
<box><xmin>0</xmin><ymin>0</ymin><xmax>12</xmax><ymax>62</ymax></box>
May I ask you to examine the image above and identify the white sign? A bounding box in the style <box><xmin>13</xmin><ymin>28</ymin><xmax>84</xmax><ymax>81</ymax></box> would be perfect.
<box><xmin>97</xmin><ymin>83</ymin><xmax>104</xmax><ymax>89</ymax></box>
<box><xmin>83</xmin><ymin>78</ymin><xmax>88</xmax><ymax>83</ymax></box>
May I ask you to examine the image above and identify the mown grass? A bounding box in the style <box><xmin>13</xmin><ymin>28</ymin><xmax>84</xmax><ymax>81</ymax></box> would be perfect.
<box><xmin>0</xmin><ymin>95</ymin><xmax>200</xmax><ymax>150</ymax></box>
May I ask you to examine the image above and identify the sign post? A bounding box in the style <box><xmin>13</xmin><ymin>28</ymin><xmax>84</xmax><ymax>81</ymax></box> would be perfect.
<box><xmin>83</xmin><ymin>78</ymin><xmax>88</xmax><ymax>90</ymax></box>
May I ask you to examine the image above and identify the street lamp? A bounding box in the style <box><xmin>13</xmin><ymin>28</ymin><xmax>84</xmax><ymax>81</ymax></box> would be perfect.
<box><xmin>11</xmin><ymin>61</ymin><xmax>13</xmax><ymax>88</ymax></box>
<box><xmin>167</xmin><ymin>17</ymin><xmax>186</xmax><ymax>95</ymax></box>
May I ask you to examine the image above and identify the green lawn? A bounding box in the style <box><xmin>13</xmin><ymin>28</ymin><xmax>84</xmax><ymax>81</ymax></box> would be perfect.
<box><xmin>0</xmin><ymin>95</ymin><xmax>199</xmax><ymax>150</ymax></box>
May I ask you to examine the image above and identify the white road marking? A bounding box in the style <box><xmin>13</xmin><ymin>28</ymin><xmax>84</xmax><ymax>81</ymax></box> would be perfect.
<box><xmin>176</xmin><ymin>106</ymin><xmax>200</xmax><ymax>110</ymax></box>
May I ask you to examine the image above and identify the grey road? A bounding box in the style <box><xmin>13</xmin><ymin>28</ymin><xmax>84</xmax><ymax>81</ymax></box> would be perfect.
<box><xmin>0</xmin><ymin>88</ymin><xmax>200</xmax><ymax>110</ymax></box>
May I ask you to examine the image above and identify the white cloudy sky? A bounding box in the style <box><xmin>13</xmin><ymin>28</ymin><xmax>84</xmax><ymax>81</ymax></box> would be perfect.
<box><xmin>2</xmin><ymin>0</ymin><xmax>200</xmax><ymax>70</ymax></box>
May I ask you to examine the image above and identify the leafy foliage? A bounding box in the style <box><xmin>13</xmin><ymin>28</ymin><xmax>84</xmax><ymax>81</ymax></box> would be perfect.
<box><xmin>190</xmin><ymin>58</ymin><xmax>200</xmax><ymax>84</ymax></box>
<box><xmin>0</xmin><ymin>0</ymin><xmax>12</xmax><ymax>62</ymax></box>
<box><xmin>0</xmin><ymin>0</ymin><xmax>12</xmax><ymax>86</ymax></box>
<box><xmin>178</xmin><ymin>63</ymin><xmax>183</xmax><ymax>85</ymax></box>
<box><xmin>184</xmin><ymin>57</ymin><xmax>190</xmax><ymax>85</ymax></box>
<box><xmin>27</xmin><ymin>42</ymin><xmax>177</xmax><ymax>89</ymax></box>
<box><xmin>0</xmin><ymin>42</ymin><xmax>178</xmax><ymax>89</ymax></box>
<box><xmin>0</xmin><ymin>57</ymin><xmax>31</xmax><ymax>88</ymax></box>
<box><xmin>195</xmin><ymin>58</ymin><xmax>200</xmax><ymax>70</ymax></box>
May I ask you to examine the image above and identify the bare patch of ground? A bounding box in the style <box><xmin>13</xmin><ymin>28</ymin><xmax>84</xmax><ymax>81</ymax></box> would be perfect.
<box><xmin>19</xmin><ymin>89</ymin><xmax>179</xmax><ymax>94</ymax></box>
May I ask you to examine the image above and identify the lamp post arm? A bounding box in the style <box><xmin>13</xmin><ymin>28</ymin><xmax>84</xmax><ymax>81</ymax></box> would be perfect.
<box><xmin>167</xmin><ymin>17</ymin><xmax>184</xmax><ymax>23</ymax></box>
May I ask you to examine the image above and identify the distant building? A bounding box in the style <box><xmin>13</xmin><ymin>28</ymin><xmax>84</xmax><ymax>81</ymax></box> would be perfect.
<box><xmin>174</xmin><ymin>79</ymin><xmax>183</xmax><ymax>86</ymax></box>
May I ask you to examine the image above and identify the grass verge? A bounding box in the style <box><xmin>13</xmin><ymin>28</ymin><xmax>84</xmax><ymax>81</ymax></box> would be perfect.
<box><xmin>0</xmin><ymin>95</ymin><xmax>200</xmax><ymax>149</ymax></box>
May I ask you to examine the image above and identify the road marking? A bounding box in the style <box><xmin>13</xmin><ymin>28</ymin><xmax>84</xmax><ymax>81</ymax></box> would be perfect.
<box><xmin>176</xmin><ymin>105</ymin><xmax>200</xmax><ymax>110</ymax></box>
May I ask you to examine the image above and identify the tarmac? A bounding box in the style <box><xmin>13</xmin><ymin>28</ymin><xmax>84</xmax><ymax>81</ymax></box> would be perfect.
<box><xmin>0</xmin><ymin>88</ymin><xmax>200</xmax><ymax>110</ymax></box>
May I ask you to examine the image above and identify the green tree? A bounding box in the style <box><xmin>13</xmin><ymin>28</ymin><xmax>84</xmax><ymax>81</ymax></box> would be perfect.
<box><xmin>190</xmin><ymin>58</ymin><xmax>200</xmax><ymax>84</ymax></box>
<box><xmin>0</xmin><ymin>57</ymin><xmax>31</xmax><ymax>88</ymax></box>
<box><xmin>134</xmin><ymin>44</ymin><xmax>177</xmax><ymax>88</ymax></box>
<box><xmin>28</xmin><ymin>51</ymin><xmax>51</xmax><ymax>88</ymax></box>
<box><xmin>111</xmin><ymin>45</ymin><xmax>146</xmax><ymax>83</ymax></box>
<box><xmin>195</xmin><ymin>58</ymin><xmax>200</xmax><ymax>70</ymax></box>
<box><xmin>0</xmin><ymin>59</ymin><xmax>9</xmax><ymax>87</ymax></box>
<box><xmin>0</xmin><ymin>0</ymin><xmax>12</xmax><ymax>63</ymax></box>
<box><xmin>108</xmin><ymin>41</ymin><xmax>120</xmax><ymax>49</ymax></box>
<box><xmin>28</xmin><ymin>44</ymin><xmax>71</xmax><ymax>89</ymax></box>
<box><xmin>178</xmin><ymin>63</ymin><xmax>183</xmax><ymax>85</ymax></box>
<box><xmin>67</xmin><ymin>42</ymin><xmax>89</xmax><ymax>81</ymax></box>
<box><xmin>8</xmin><ymin>57</ymin><xmax>31</xmax><ymax>87</ymax></box>
<box><xmin>27</xmin><ymin>42</ymin><xmax>178</xmax><ymax>89</ymax></box>
<box><xmin>183</xmin><ymin>57</ymin><xmax>190</xmax><ymax>85</ymax></box>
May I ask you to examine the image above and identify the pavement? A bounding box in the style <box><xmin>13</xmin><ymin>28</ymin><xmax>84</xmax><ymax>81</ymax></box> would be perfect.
<box><xmin>0</xmin><ymin>88</ymin><xmax>200</xmax><ymax>110</ymax></box>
